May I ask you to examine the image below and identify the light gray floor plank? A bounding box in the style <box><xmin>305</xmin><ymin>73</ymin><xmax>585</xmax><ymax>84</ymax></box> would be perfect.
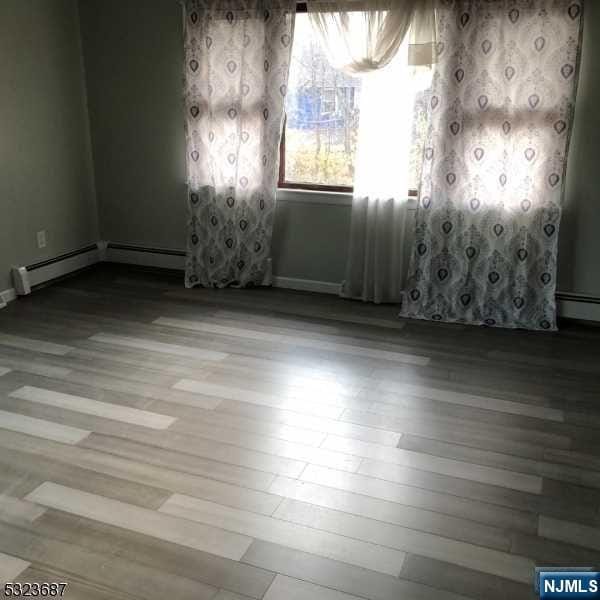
<box><xmin>25</xmin><ymin>482</ymin><xmax>253</xmax><ymax>560</ymax></box>
<box><xmin>102</xmin><ymin>421</ymin><xmax>360</xmax><ymax>473</ymax></box>
<box><xmin>12</xmin><ymin>568</ymin><xmax>132</xmax><ymax>600</ymax></box>
<box><xmin>268</xmin><ymin>476</ymin><xmax>510</xmax><ymax>550</ymax></box>
<box><xmin>0</xmin><ymin>552</ymin><xmax>30</xmax><ymax>584</ymax></box>
<box><xmin>399</xmin><ymin>553</ymin><xmax>536</xmax><ymax>600</ymax></box>
<box><xmin>212</xmin><ymin>591</ymin><xmax>255</xmax><ymax>600</ymax></box>
<box><xmin>9</xmin><ymin>385</ymin><xmax>176</xmax><ymax>430</ymax></box>
<box><xmin>324</xmin><ymin>435</ymin><xmax>542</xmax><ymax>493</ymax></box>
<box><xmin>89</xmin><ymin>332</ymin><xmax>228</xmax><ymax>361</ymax></box>
<box><xmin>0</xmin><ymin>522</ymin><xmax>218</xmax><ymax>600</ymax></box>
<box><xmin>0</xmin><ymin>495</ymin><xmax>46</xmax><ymax>526</ymax></box>
<box><xmin>376</xmin><ymin>380</ymin><xmax>564</xmax><ymax>422</ymax></box>
<box><xmin>0</xmin><ymin>410</ymin><xmax>90</xmax><ymax>445</ymax></box>
<box><xmin>173</xmin><ymin>378</ymin><xmax>344</xmax><ymax>419</ymax></box>
<box><xmin>356</xmin><ymin>459</ymin><xmax>546</xmax><ymax>516</ymax></box>
<box><xmin>212</xmin><ymin>399</ymin><xmax>402</xmax><ymax>446</ymax></box>
<box><xmin>160</xmin><ymin>494</ymin><xmax>406</xmax><ymax>576</ymax></box>
<box><xmin>242</xmin><ymin>540</ymin><xmax>471</xmax><ymax>600</ymax></box>
<box><xmin>399</xmin><ymin>434</ymin><xmax>600</xmax><ymax>489</ymax></box>
<box><xmin>273</xmin><ymin>498</ymin><xmax>533</xmax><ymax>583</ymax></box>
<box><xmin>263</xmin><ymin>574</ymin><xmax>365</xmax><ymax>600</ymax></box>
<box><xmin>0</xmin><ymin>333</ymin><xmax>73</xmax><ymax>356</ymax></box>
<box><xmin>29</xmin><ymin>509</ymin><xmax>275</xmax><ymax>599</ymax></box>
<box><xmin>82</xmin><ymin>432</ymin><xmax>307</xmax><ymax>479</ymax></box>
<box><xmin>538</xmin><ymin>515</ymin><xmax>600</xmax><ymax>551</ymax></box>
<box><xmin>298</xmin><ymin>464</ymin><xmax>537</xmax><ymax>533</ymax></box>
<box><xmin>154</xmin><ymin>316</ymin><xmax>430</xmax><ymax>365</ymax></box>
<box><xmin>0</xmin><ymin>430</ymin><xmax>278</xmax><ymax>509</ymax></box>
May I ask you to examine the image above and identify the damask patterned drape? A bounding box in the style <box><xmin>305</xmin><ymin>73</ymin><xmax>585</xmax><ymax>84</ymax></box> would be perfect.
<box><xmin>400</xmin><ymin>0</ymin><xmax>583</xmax><ymax>330</ymax></box>
<box><xmin>183</xmin><ymin>0</ymin><xmax>295</xmax><ymax>288</ymax></box>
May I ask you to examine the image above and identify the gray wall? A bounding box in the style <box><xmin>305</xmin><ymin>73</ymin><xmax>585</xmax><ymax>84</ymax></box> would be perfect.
<box><xmin>0</xmin><ymin>0</ymin><xmax>98</xmax><ymax>291</ymax></box>
<box><xmin>78</xmin><ymin>0</ymin><xmax>600</xmax><ymax>294</ymax></box>
<box><xmin>78</xmin><ymin>0</ymin><xmax>187</xmax><ymax>252</ymax></box>
<box><xmin>78</xmin><ymin>0</ymin><xmax>351</xmax><ymax>283</ymax></box>
<box><xmin>559</xmin><ymin>1</ymin><xmax>600</xmax><ymax>296</ymax></box>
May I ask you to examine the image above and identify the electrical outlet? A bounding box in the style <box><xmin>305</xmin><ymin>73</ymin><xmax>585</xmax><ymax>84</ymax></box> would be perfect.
<box><xmin>36</xmin><ymin>230</ymin><xmax>47</xmax><ymax>249</ymax></box>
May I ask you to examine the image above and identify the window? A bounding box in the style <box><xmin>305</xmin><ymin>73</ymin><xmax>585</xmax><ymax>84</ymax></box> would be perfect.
<box><xmin>279</xmin><ymin>12</ymin><xmax>360</xmax><ymax>191</ymax></box>
<box><xmin>278</xmin><ymin>11</ymin><xmax>431</xmax><ymax>194</ymax></box>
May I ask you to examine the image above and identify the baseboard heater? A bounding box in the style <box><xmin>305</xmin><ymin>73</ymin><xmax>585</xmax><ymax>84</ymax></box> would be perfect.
<box><xmin>105</xmin><ymin>242</ymin><xmax>186</xmax><ymax>270</ymax></box>
<box><xmin>10</xmin><ymin>243</ymin><xmax>104</xmax><ymax>297</ymax></box>
<box><xmin>556</xmin><ymin>291</ymin><xmax>600</xmax><ymax>322</ymax></box>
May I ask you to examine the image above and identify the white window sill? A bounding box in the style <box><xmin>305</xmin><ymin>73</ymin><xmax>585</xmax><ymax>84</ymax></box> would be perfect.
<box><xmin>276</xmin><ymin>187</ymin><xmax>353</xmax><ymax>206</ymax></box>
<box><xmin>276</xmin><ymin>187</ymin><xmax>418</xmax><ymax>209</ymax></box>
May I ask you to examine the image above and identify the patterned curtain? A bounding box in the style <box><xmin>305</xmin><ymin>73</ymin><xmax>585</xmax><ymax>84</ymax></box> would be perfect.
<box><xmin>183</xmin><ymin>0</ymin><xmax>295</xmax><ymax>288</ymax></box>
<box><xmin>400</xmin><ymin>0</ymin><xmax>583</xmax><ymax>330</ymax></box>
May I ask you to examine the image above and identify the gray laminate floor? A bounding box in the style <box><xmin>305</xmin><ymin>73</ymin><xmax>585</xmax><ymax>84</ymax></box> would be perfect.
<box><xmin>0</xmin><ymin>263</ymin><xmax>599</xmax><ymax>599</ymax></box>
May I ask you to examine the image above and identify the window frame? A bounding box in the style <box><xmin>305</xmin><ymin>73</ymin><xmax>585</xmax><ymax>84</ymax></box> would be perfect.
<box><xmin>278</xmin><ymin>2</ymin><xmax>418</xmax><ymax>197</ymax></box>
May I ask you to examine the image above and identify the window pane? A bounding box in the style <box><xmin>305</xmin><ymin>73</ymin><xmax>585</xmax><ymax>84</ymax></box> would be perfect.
<box><xmin>283</xmin><ymin>14</ymin><xmax>361</xmax><ymax>187</ymax></box>
<box><xmin>408</xmin><ymin>74</ymin><xmax>433</xmax><ymax>192</ymax></box>
<box><xmin>282</xmin><ymin>13</ymin><xmax>432</xmax><ymax>192</ymax></box>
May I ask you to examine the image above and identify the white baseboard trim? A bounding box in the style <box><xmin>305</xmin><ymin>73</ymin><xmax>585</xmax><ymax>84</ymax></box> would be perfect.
<box><xmin>103</xmin><ymin>244</ymin><xmax>341</xmax><ymax>295</ymax></box>
<box><xmin>272</xmin><ymin>276</ymin><xmax>340</xmax><ymax>295</ymax></box>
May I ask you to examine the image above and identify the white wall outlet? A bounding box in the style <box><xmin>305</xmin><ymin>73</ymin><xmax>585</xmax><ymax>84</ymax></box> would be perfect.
<box><xmin>36</xmin><ymin>230</ymin><xmax>47</xmax><ymax>249</ymax></box>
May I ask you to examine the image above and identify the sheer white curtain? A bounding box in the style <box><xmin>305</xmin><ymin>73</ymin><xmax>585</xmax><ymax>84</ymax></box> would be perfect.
<box><xmin>343</xmin><ymin>42</ymin><xmax>413</xmax><ymax>303</ymax></box>
<box><xmin>308</xmin><ymin>0</ymin><xmax>436</xmax><ymax>72</ymax></box>
<box><xmin>307</xmin><ymin>0</ymin><xmax>436</xmax><ymax>303</ymax></box>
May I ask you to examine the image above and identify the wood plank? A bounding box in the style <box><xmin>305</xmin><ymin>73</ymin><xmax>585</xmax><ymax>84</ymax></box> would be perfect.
<box><xmin>263</xmin><ymin>575</ymin><xmax>364</xmax><ymax>600</ymax></box>
<box><xmin>242</xmin><ymin>540</ymin><xmax>471</xmax><ymax>600</ymax></box>
<box><xmin>399</xmin><ymin>553</ymin><xmax>536</xmax><ymax>600</ymax></box>
<box><xmin>29</xmin><ymin>509</ymin><xmax>275</xmax><ymax>599</ymax></box>
<box><xmin>82</xmin><ymin>432</ymin><xmax>307</xmax><ymax>480</ymax></box>
<box><xmin>89</xmin><ymin>333</ymin><xmax>228</xmax><ymax>361</ymax></box>
<box><xmin>357</xmin><ymin>459</ymin><xmax>545</xmax><ymax>513</ymax></box>
<box><xmin>0</xmin><ymin>367</ymin><xmax>11</xmax><ymax>377</ymax></box>
<box><xmin>12</xmin><ymin>567</ymin><xmax>133</xmax><ymax>600</ymax></box>
<box><xmin>398</xmin><ymin>434</ymin><xmax>600</xmax><ymax>489</ymax></box>
<box><xmin>323</xmin><ymin>436</ymin><xmax>542</xmax><ymax>494</ymax></box>
<box><xmin>268</xmin><ymin>476</ymin><xmax>510</xmax><ymax>550</ymax></box>
<box><xmin>0</xmin><ymin>522</ymin><xmax>218</xmax><ymax>600</ymax></box>
<box><xmin>273</xmin><ymin>498</ymin><xmax>534</xmax><ymax>583</ymax></box>
<box><xmin>9</xmin><ymin>386</ymin><xmax>176</xmax><ymax>430</ymax></box>
<box><xmin>25</xmin><ymin>482</ymin><xmax>253</xmax><ymax>560</ymax></box>
<box><xmin>154</xmin><ymin>316</ymin><xmax>430</xmax><ymax>365</ymax></box>
<box><xmin>160</xmin><ymin>494</ymin><xmax>406</xmax><ymax>576</ymax></box>
<box><xmin>0</xmin><ymin>552</ymin><xmax>30</xmax><ymax>584</ymax></box>
<box><xmin>174</xmin><ymin>379</ymin><xmax>344</xmax><ymax>419</ymax></box>
<box><xmin>298</xmin><ymin>464</ymin><xmax>537</xmax><ymax>534</ymax></box>
<box><xmin>0</xmin><ymin>430</ymin><xmax>278</xmax><ymax>508</ymax></box>
<box><xmin>213</xmin><ymin>399</ymin><xmax>402</xmax><ymax>446</ymax></box>
<box><xmin>538</xmin><ymin>515</ymin><xmax>600</xmax><ymax>551</ymax></box>
<box><xmin>0</xmin><ymin>495</ymin><xmax>46</xmax><ymax>526</ymax></box>
<box><xmin>377</xmin><ymin>381</ymin><xmax>564</xmax><ymax>422</ymax></box>
<box><xmin>0</xmin><ymin>333</ymin><xmax>73</xmax><ymax>356</ymax></box>
<box><xmin>0</xmin><ymin>410</ymin><xmax>90</xmax><ymax>444</ymax></box>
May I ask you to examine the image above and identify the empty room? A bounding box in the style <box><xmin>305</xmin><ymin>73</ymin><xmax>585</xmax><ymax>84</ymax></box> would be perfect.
<box><xmin>1</xmin><ymin>0</ymin><xmax>600</xmax><ymax>598</ymax></box>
